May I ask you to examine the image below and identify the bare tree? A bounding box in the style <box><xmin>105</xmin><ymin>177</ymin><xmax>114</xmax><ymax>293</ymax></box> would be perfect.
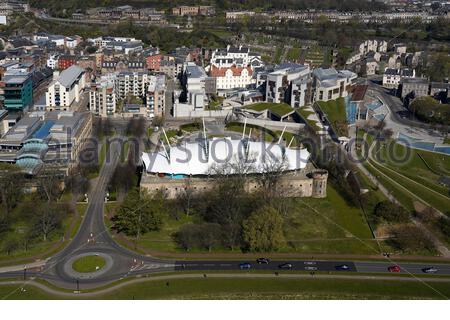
<box><xmin>36</xmin><ymin>166</ymin><xmax>63</xmax><ymax>202</ymax></box>
<box><xmin>176</xmin><ymin>179</ymin><xmax>196</xmax><ymax>216</ymax></box>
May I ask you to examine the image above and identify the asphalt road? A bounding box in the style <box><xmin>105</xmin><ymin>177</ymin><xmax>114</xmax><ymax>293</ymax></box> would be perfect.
<box><xmin>366</xmin><ymin>79</ymin><xmax>438</xmax><ymax>130</ymax></box>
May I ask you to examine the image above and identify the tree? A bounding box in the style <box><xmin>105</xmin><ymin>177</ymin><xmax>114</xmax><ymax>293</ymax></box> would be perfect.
<box><xmin>256</xmin><ymin>156</ymin><xmax>288</xmax><ymax>204</ymax></box>
<box><xmin>126</xmin><ymin>117</ymin><xmax>146</xmax><ymax>137</ymax></box>
<box><xmin>86</xmin><ymin>46</ymin><xmax>98</xmax><ymax>54</ymax></box>
<box><xmin>242</xmin><ymin>205</ymin><xmax>285</xmax><ymax>252</ymax></box>
<box><xmin>2</xmin><ymin>236</ymin><xmax>20</xmax><ymax>255</ymax></box>
<box><xmin>174</xmin><ymin>224</ymin><xmax>200</xmax><ymax>252</ymax></box>
<box><xmin>65</xmin><ymin>172</ymin><xmax>89</xmax><ymax>197</ymax></box>
<box><xmin>31</xmin><ymin>203</ymin><xmax>66</xmax><ymax>241</ymax></box>
<box><xmin>176</xmin><ymin>179</ymin><xmax>196</xmax><ymax>216</ymax></box>
<box><xmin>198</xmin><ymin>223</ymin><xmax>222</xmax><ymax>252</ymax></box>
<box><xmin>111</xmin><ymin>188</ymin><xmax>164</xmax><ymax>240</ymax></box>
<box><xmin>389</xmin><ymin>225</ymin><xmax>435</xmax><ymax>253</ymax></box>
<box><xmin>199</xmin><ymin>174</ymin><xmax>250</xmax><ymax>250</ymax></box>
<box><xmin>374</xmin><ymin>201</ymin><xmax>410</xmax><ymax>224</ymax></box>
<box><xmin>0</xmin><ymin>163</ymin><xmax>24</xmax><ymax>223</ymax></box>
<box><xmin>35</xmin><ymin>166</ymin><xmax>62</xmax><ymax>202</ymax></box>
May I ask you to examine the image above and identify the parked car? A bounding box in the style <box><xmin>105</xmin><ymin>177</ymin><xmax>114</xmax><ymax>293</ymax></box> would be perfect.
<box><xmin>278</xmin><ymin>263</ymin><xmax>293</xmax><ymax>269</ymax></box>
<box><xmin>239</xmin><ymin>263</ymin><xmax>251</xmax><ymax>270</ymax></box>
<box><xmin>335</xmin><ymin>264</ymin><xmax>350</xmax><ymax>271</ymax></box>
<box><xmin>422</xmin><ymin>267</ymin><xmax>438</xmax><ymax>274</ymax></box>
<box><xmin>388</xmin><ymin>265</ymin><xmax>401</xmax><ymax>272</ymax></box>
<box><xmin>256</xmin><ymin>258</ymin><xmax>270</xmax><ymax>264</ymax></box>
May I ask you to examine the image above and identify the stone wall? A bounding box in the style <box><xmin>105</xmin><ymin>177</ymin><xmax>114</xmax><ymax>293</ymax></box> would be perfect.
<box><xmin>141</xmin><ymin>170</ymin><xmax>327</xmax><ymax>199</ymax></box>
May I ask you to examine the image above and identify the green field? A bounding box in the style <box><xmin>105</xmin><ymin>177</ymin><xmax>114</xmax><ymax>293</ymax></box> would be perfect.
<box><xmin>72</xmin><ymin>255</ymin><xmax>106</xmax><ymax>273</ymax></box>
<box><xmin>366</xmin><ymin>136</ymin><xmax>450</xmax><ymax>214</ymax></box>
<box><xmin>316</xmin><ymin>98</ymin><xmax>348</xmax><ymax>137</ymax></box>
<box><xmin>1</xmin><ymin>276</ymin><xmax>450</xmax><ymax>299</ymax></box>
<box><xmin>286</xmin><ymin>47</ymin><xmax>300</xmax><ymax>61</ymax></box>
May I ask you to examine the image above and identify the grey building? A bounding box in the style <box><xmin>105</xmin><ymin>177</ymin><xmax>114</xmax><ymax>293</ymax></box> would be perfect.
<box><xmin>401</xmin><ymin>78</ymin><xmax>429</xmax><ymax>99</ymax></box>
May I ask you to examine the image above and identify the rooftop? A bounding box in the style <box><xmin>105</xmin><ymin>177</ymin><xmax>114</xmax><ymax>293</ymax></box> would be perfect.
<box><xmin>57</xmin><ymin>65</ymin><xmax>84</xmax><ymax>88</ymax></box>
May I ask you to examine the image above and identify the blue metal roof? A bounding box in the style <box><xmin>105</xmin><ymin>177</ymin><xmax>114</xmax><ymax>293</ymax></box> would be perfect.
<box><xmin>32</xmin><ymin>121</ymin><xmax>55</xmax><ymax>140</ymax></box>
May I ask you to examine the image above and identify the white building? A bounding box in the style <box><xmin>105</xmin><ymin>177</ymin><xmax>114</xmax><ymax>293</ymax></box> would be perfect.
<box><xmin>312</xmin><ymin>68</ymin><xmax>357</xmax><ymax>102</ymax></box>
<box><xmin>45</xmin><ymin>65</ymin><xmax>86</xmax><ymax>109</ymax></box>
<box><xmin>210</xmin><ymin>45</ymin><xmax>263</xmax><ymax>70</ymax></box>
<box><xmin>210</xmin><ymin>65</ymin><xmax>254</xmax><ymax>90</ymax></box>
<box><xmin>46</xmin><ymin>54</ymin><xmax>59</xmax><ymax>69</ymax></box>
<box><xmin>382</xmin><ymin>68</ymin><xmax>416</xmax><ymax>89</ymax></box>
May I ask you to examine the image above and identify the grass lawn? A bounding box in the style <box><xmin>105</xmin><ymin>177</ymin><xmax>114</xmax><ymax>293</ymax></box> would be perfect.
<box><xmin>180</xmin><ymin>122</ymin><xmax>203</xmax><ymax>132</ymax></box>
<box><xmin>369</xmin><ymin>158</ymin><xmax>449</xmax><ymax>214</ymax></box>
<box><xmin>274</xmin><ymin>47</ymin><xmax>283</xmax><ymax>64</ymax></box>
<box><xmin>296</xmin><ymin>109</ymin><xmax>321</xmax><ymax>132</ymax></box>
<box><xmin>99</xmin><ymin>141</ymin><xmax>109</xmax><ymax>166</ymax></box>
<box><xmin>2</xmin><ymin>276</ymin><xmax>450</xmax><ymax>299</ymax></box>
<box><xmin>72</xmin><ymin>255</ymin><xmax>106</xmax><ymax>273</ymax></box>
<box><xmin>444</xmin><ymin>137</ymin><xmax>450</xmax><ymax>144</ymax></box>
<box><xmin>121</xmin><ymin>184</ymin><xmax>377</xmax><ymax>255</ymax></box>
<box><xmin>225</xmin><ymin>122</ymin><xmax>278</xmax><ymax>142</ymax></box>
<box><xmin>245</xmin><ymin>103</ymin><xmax>294</xmax><ymax>118</ymax></box>
<box><xmin>147</xmin><ymin>128</ymin><xmax>154</xmax><ymax>137</ymax></box>
<box><xmin>282</xmin><ymin>185</ymin><xmax>376</xmax><ymax>255</ymax></box>
<box><xmin>164</xmin><ymin>129</ymin><xmax>180</xmax><ymax>142</ymax></box>
<box><xmin>275</xmin><ymin>130</ymin><xmax>298</xmax><ymax>147</ymax></box>
<box><xmin>122</xmin><ymin>141</ymin><xmax>129</xmax><ymax>163</ymax></box>
<box><xmin>364</xmin><ymin>134</ymin><xmax>450</xmax><ymax>213</ymax></box>
<box><xmin>286</xmin><ymin>47</ymin><xmax>300</xmax><ymax>61</ymax></box>
<box><xmin>377</xmin><ymin>140</ymin><xmax>450</xmax><ymax>194</ymax></box>
<box><xmin>316</xmin><ymin>98</ymin><xmax>348</xmax><ymax>137</ymax></box>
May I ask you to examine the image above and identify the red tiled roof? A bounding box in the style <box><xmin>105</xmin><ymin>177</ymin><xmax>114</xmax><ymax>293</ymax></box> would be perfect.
<box><xmin>210</xmin><ymin>65</ymin><xmax>252</xmax><ymax>77</ymax></box>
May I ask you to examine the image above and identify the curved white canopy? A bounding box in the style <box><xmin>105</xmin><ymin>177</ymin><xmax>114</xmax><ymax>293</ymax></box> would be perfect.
<box><xmin>142</xmin><ymin>137</ymin><xmax>310</xmax><ymax>176</ymax></box>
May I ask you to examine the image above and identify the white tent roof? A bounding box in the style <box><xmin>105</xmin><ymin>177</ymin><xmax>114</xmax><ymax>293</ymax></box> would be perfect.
<box><xmin>142</xmin><ymin>137</ymin><xmax>310</xmax><ymax>176</ymax></box>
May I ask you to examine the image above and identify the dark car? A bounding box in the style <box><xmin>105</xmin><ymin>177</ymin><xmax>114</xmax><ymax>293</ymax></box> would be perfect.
<box><xmin>239</xmin><ymin>263</ymin><xmax>251</xmax><ymax>270</ymax></box>
<box><xmin>278</xmin><ymin>263</ymin><xmax>293</xmax><ymax>269</ymax></box>
<box><xmin>422</xmin><ymin>267</ymin><xmax>438</xmax><ymax>274</ymax></box>
<box><xmin>335</xmin><ymin>264</ymin><xmax>350</xmax><ymax>271</ymax></box>
<box><xmin>256</xmin><ymin>258</ymin><xmax>270</xmax><ymax>264</ymax></box>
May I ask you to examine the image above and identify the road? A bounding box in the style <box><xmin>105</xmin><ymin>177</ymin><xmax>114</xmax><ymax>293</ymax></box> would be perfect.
<box><xmin>365</xmin><ymin>78</ymin><xmax>440</xmax><ymax>131</ymax></box>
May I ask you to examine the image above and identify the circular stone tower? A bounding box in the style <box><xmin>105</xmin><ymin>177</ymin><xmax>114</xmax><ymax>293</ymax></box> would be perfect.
<box><xmin>311</xmin><ymin>170</ymin><xmax>328</xmax><ymax>198</ymax></box>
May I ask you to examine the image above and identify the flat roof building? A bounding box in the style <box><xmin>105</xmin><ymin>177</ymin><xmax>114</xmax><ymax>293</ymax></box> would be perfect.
<box><xmin>0</xmin><ymin>69</ymin><xmax>33</xmax><ymax>111</ymax></box>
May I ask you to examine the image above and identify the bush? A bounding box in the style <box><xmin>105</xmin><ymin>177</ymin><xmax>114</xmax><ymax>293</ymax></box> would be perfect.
<box><xmin>388</xmin><ymin>225</ymin><xmax>435</xmax><ymax>253</ymax></box>
<box><xmin>374</xmin><ymin>201</ymin><xmax>410</xmax><ymax>224</ymax></box>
